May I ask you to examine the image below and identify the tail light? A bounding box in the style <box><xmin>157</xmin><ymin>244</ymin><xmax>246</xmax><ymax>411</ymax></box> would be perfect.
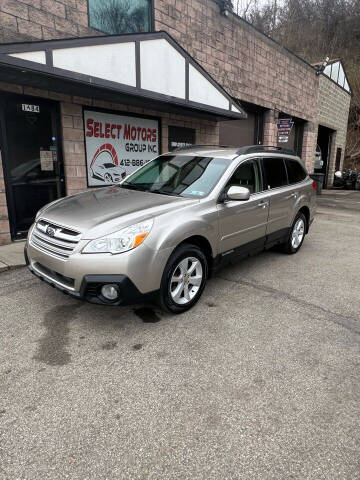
<box><xmin>312</xmin><ymin>180</ymin><xmax>317</xmax><ymax>191</ymax></box>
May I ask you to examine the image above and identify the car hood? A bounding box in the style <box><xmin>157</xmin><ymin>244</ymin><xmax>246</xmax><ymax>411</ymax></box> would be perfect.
<box><xmin>108</xmin><ymin>166</ymin><xmax>124</xmax><ymax>171</ymax></box>
<box><xmin>39</xmin><ymin>186</ymin><xmax>199</xmax><ymax>239</ymax></box>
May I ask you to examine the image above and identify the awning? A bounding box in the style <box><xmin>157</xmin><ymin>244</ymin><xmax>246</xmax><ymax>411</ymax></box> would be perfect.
<box><xmin>0</xmin><ymin>31</ymin><xmax>247</xmax><ymax>120</ymax></box>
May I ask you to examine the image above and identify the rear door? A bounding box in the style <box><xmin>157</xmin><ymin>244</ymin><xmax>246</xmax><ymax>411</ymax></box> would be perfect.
<box><xmin>261</xmin><ymin>157</ymin><xmax>294</xmax><ymax>239</ymax></box>
<box><xmin>217</xmin><ymin>158</ymin><xmax>269</xmax><ymax>253</ymax></box>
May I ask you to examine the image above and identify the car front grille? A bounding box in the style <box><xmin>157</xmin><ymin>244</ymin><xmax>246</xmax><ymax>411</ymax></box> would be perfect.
<box><xmin>30</xmin><ymin>219</ymin><xmax>82</xmax><ymax>259</ymax></box>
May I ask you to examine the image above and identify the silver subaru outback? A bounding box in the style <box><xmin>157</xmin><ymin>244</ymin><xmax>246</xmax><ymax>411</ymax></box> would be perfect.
<box><xmin>25</xmin><ymin>146</ymin><xmax>316</xmax><ymax>313</ymax></box>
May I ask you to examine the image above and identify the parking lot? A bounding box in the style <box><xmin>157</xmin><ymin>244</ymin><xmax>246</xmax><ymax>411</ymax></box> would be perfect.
<box><xmin>1</xmin><ymin>190</ymin><xmax>360</xmax><ymax>480</ymax></box>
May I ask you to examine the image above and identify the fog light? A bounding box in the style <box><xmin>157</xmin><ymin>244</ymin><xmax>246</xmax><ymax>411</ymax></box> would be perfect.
<box><xmin>101</xmin><ymin>284</ymin><xmax>119</xmax><ymax>301</ymax></box>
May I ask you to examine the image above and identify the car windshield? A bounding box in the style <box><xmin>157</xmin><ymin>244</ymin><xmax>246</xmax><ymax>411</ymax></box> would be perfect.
<box><xmin>121</xmin><ymin>155</ymin><xmax>229</xmax><ymax>197</ymax></box>
<box><xmin>103</xmin><ymin>163</ymin><xmax>116</xmax><ymax>168</ymax></box>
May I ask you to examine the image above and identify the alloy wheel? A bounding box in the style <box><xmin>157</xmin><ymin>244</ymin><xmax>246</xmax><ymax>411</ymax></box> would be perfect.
<box><xmin>169</xmin><ymin>257</ymin><xmax>203</xmax><ymax>305</ymax></box>
<box><xmin>291</xmin><ymin>218</ymin><xmax>305</xmax><ymax>249</ymax></box>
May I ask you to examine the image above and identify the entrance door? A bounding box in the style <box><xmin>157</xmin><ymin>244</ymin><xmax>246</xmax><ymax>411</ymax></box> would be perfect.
<box><xmin>0</xmin><ymin>94</ymin><xmax>65</xmax><ymax>240</ymax></box>
<box><xmin>315</xmin><ymin>125</ymin><xmax>334</xmax><ymax>188</ymax></box>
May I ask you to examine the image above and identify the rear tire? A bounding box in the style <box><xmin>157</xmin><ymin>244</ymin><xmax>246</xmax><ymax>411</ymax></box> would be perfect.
<box><xmin>158</xmin><ymin>244</ymin><xmax>208</xmax><ymax>314</ymax></box>
<box><xmin>282</xmin><ymin>212</ymin><xmax>306</xmax><ymax>254</ymax></box>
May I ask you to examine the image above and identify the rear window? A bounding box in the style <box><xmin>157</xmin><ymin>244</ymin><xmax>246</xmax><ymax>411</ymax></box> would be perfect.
<box><xmin>285</xmin><ymin>159</ymin><xmax>307</xmax><ymax>184</ymax></box>
<box><xmin>262</xmin><ymin>157</ymin><xmax>288</xmax><ymax>189</ymax></box>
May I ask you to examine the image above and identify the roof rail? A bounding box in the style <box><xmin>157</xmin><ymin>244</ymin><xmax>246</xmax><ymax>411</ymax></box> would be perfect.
<box><xmin>173</xmin><ymin>144</ymin><xmax>229</xmax><ymax>152</ymax></box>
<box><xmin>236</xmin><ymin>145</ymin><xmax>296</xmax><ymax>156</ymax></box>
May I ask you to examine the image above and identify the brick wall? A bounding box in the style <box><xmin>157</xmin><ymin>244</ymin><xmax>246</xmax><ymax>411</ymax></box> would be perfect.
<box><xmin>0</xmin><ymin>151</ymin><xmax>11</xmax><ymax>245</ymax></box>
<box><xmin>0</xmin><ymin>0</ymin><xmax>97</xmax><ymax>43</ymax></box>
<box><xmin>317</xmin><ymin>75</ymin><xmax>351</xmax><ymax>185</ymax></box>
<box><xmin>154</xmin><ymin>0</ymin><xmax>318</xmax><ymax>123</ymax></box>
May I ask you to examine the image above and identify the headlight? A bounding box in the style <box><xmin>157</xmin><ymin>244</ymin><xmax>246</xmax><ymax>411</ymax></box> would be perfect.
<box><xmin>82</xmin><ymin>219</ymin><xmax>153</xmax><ymax>255</ymax></box>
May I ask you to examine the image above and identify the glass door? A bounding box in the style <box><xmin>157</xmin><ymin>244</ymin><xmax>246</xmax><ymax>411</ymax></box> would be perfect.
<box><xmin>0</xmin><ymin>94</ymin><xmax>65</xmax><ymax>240</ymax></box>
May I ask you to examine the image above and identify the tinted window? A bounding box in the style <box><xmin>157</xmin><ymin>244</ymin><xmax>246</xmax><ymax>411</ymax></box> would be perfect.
<box><xmin>89</xmin><ymin>0</ymin><xmax>151</xmax><ymax>35</ymax></box>
<box><xmin>262</xmin><ymin>157</ymin><xmax>288</xmax><ymax>189</ymax></box>
<box><xmin>225</xmin><ymin>161</ymin><xmax>261</xmax><ymax>194</ymax></box>
<box><xmin>285</xmin><ymin>159</ymin><xmax>307</xmax><ymax>184</ymax></box>
<box><xmin>122</xmin><ymin>155</ymin><xmax>229</xmax><ymax>198</ymax></box>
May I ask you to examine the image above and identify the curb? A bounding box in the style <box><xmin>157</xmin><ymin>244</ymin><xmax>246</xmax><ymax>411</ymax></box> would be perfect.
<box><xmin>0</xmin><ymin>263</ymin><xmax>26</xmax><ymax>273</ymax></box>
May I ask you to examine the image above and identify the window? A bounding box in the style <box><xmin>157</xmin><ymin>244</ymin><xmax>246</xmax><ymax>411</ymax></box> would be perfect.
<box><xmin>262</xmin><ymin>157</ymin><xmax>288</xmax><ymax>189</ymax></box>
<box><xmin>122</xmin><ymin>155</ymin><xmax>230</xmax><ymax>198</ymax></box>
<box><xmin>225</xmin><ymin>161</ymin><xmax>261</xmax><ymax>194</ymax></box>
<box><xmin>285</xmin><ymin>159</ymin><xmax>307</xmax><ymax>184</ymax></box>
<box><xmin>89</xmin><ymin>0</ymin><xmax>152</xmax><ymax>35</ymax></box>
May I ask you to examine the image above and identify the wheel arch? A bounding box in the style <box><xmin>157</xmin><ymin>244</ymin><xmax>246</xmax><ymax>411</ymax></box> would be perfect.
<box><xmin>176</xmin><ymin>235</ymin><xmax>214</xmax><ymax>274</ymax></box>
<box><xmin>298</xmin><ymin>206</ymin><xmax>310</xmax><ymax>233</ymax></box>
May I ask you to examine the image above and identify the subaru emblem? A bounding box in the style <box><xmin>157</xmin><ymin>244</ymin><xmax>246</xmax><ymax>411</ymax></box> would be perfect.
<box><xmin>46</xmin><ymin>226</ymin><xmax>56</xmax><ymax>237</ymax></box>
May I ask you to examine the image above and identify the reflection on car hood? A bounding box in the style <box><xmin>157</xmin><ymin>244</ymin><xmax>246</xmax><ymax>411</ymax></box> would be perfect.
<box><xmin>39</xmin><ymin>186</ymin><xmax>199</xmax><ymax>239</ymax></box>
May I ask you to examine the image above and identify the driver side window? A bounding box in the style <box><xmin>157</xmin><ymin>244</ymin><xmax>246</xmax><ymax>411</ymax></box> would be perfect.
<box><xmin>225</xmin><ymin>160</ymin><xmax>261</xmax><ymax>194</ymax></box>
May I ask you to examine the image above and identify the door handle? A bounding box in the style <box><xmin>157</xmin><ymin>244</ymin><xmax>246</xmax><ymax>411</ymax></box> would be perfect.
<box><xmin>257</xmin><ymin>201</ymin><xmax>269</xmax><ymax>208</ymax></box>
<box><xmin>290</xmin><ymin>193</ymin><xmax>298</xmax><ymax>198</ymax></box>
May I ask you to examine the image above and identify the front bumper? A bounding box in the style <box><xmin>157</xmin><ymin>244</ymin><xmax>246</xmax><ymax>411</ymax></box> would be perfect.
<box><xmin>25</xmin><ymin>246</ymin><xmax>158</xmax><ymax>305</ymax></box>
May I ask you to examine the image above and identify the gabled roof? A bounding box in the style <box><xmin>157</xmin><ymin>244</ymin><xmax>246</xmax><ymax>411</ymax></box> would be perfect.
<box><xmin>313</xmin><ymin>59</ymin><xmax>351</xmax><ymax>94</ymax></box>
<box><xmin>0</xmin><ymin>31</ymin><xmax>247</xmax><ymax>120</ymax></box>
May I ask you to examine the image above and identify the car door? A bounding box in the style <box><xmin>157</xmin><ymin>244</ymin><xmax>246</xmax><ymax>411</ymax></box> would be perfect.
<box><xmin>261</xmin><ymin>156</ymin><xmax>295</xmax><ymax>239</ymax></box>
<box><xmin>217</xmin><ymin>158</ymin><xmax>270</xmax><ymax>254</ymax></box>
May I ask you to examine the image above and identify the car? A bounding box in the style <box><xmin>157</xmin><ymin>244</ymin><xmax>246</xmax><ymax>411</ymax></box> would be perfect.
<box><xmin>25</xmin><ymin>145</ymin><xmax>317</xmax><ymax>313</ymax></box>
<box><xmin>91</xmin><ymin>162</ymin><xmax>126</xmax><ymax>183</ymax></box>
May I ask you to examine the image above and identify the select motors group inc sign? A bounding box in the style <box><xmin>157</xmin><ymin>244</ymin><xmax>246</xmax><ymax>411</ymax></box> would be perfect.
<box><xmin>84</xmin><ymin>110</ymin><xmax>159</xmax><ymax>187</ymax></box>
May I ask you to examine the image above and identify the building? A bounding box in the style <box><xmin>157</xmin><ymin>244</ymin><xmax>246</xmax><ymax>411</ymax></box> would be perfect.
<box><xmin>313</xmin><ymin>59</ymin><xmax>352</xmax><ymax>187</ymax></box>
<box><xmin>0</xmin><ymin>0</ymin><xmax>351</xmax><ymax>244</ymax></box>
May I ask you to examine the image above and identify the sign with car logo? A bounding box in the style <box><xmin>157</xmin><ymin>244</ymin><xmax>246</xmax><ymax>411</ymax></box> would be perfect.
<box><xmin>84</xmin><ymin>109</ymin><xmax>160</xmax><ymax>187</ymax></box>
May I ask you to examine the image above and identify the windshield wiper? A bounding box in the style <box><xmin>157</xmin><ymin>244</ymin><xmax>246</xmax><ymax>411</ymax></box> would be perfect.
<box><xmin>119</xmin><ymin>184</ymin><xmax>147</xmax><ymax>192</ymax></box>
<box><xmin>150</xmin><ymin>189</ymin><xmax>181</xmax><ymax>197</ymax></box>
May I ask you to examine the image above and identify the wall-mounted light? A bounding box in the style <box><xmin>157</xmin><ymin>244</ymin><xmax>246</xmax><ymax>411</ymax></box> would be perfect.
<box><xmin>316</xmin><ymin>56</ymin><xmax>330</xmax><ymax>76</ymax></box>
<box><xmin>220</xmin><ymin>0</ymin><xmax>233</xmax><ymax>17</ymax></box>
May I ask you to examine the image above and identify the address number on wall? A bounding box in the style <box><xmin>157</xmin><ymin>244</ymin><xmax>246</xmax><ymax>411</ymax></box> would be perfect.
<box><xmin>22</xmin><ymin>104</ymin><xmax>40</xmax><ymax>113</ymax></box>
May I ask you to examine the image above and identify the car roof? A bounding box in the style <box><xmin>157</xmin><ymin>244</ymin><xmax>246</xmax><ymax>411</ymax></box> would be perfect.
<box><xmin>169</xmin><ymin>145</ymin><xmax>297</xmax><ymax>160</ymax></box>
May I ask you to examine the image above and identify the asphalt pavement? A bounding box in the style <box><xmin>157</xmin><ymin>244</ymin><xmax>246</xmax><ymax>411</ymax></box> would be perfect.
<box><xmin>1</xmin><ymin>190</ymin><xmax>360</xmax><ymax>479</ymax></box>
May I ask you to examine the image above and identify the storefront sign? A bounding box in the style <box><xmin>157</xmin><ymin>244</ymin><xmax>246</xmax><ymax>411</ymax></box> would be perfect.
<box><xmin>22</xmin><ymin>104</ymin><xmax>40</xmax><ymax>113</ymax></box>
<box><xmin>84</xmin><ymin>110</ymin><xmax>159</xmax><ymax>187</ymax></box>
<box><xmin>168</xmin><ymin>126</ymin><xmax>195</xmax><ymax>151</ymax></box>
<box><xmin>40</xmin><ymin>150</ymin><xmax>54</xmax><ymax>171</ymax></box>
<box><xmin>277</xmin><ymin>118</ymin><xmax>294</xmax><ymax>143</ymax></box>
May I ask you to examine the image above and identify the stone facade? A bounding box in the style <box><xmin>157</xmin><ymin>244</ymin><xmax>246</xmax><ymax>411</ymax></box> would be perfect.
<box><xmin>153</xmin><ymin>0</ymin><xmax>318</xmax><ymax>168</ymax></box>
<box><xmin>0</xmin><ymin>0</ymin><xmax>97</xmax><ymax>43</ymax></box>
<box><xmin>153</xmin><ymin>0</ymin><xmax>318</xmax><ymax>120</ymax></box>
<box><xmin>0</xmin><ymin>0</ymin><xmax>319</xmax><ymax>168</ymax></box>
<box><xmin>316</xmin><ymin>74</ymin><xmax>351</xmax><ymax>186</ymax></box>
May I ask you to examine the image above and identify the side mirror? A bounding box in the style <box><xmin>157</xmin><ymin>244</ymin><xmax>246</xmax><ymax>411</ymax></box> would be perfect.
<box><xmin>335</xmin><ymin>171</ymin><xmax>342</xmax><ymax>178</ymax></box>
<box><xmin>227</xmin><ymin>186</ymin><xmax>250</xmax><ymax>201</ymax></box>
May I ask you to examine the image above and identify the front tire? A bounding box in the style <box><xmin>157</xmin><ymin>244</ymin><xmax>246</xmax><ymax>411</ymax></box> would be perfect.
<box><xmin>159</xmin><ymin>244</ymin><xmax>208</xmax><ymax>313</ymax></box>
<box><xmin>282</xmin><ymin>212</ymin><xmax>306</xmax><ymax>254</ymax></box>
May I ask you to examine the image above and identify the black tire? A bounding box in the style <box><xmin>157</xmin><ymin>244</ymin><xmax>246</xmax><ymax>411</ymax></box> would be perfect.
<box><xmin>281</xmin><ymin>212</ymin><xmax>307</xmax><ymax>254</ymax></box>
<box><xmin>158</xmin><ymin>243</ymin><xmax>208</xmax><ymax>314</ymax></box>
